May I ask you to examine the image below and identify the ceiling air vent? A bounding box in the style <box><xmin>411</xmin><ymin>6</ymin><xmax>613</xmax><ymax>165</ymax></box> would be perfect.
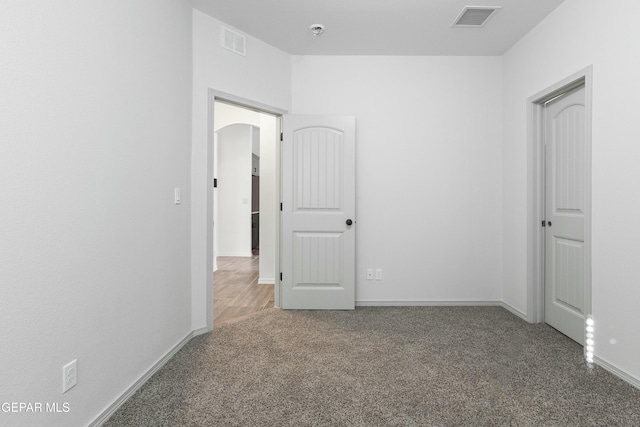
<box><xmin>221</xmin><ymin>27</ymin><xmax>246</xmax><ymax>56</ymax></box>
<box><xmin>452</xmin><ymin>6</ymin><xmax>501</xmax><ymax>27</ymax></box>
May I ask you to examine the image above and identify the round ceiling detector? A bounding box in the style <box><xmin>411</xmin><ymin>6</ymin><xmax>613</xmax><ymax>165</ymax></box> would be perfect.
<box><xmin>310</xmin><ymin>24</ymin><xmax>325</xmax><ymax>36</ymax></box>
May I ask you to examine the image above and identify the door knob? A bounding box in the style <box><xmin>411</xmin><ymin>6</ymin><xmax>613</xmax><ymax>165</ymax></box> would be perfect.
<box><xmin>346</xmin><ymin>219</ymin><xmax>353</xmax><ymax>226</ymax></box>
<box><xmin>547</xmin><ymin>221</ymin><xmax>552</xmax><ymax>227</ymax></box>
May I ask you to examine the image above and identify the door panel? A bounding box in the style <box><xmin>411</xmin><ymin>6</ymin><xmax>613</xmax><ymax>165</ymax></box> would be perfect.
<box><xmin>552</xmin><ymin>237</ymin><xmax>585</xmax><ymax>313</ymax></box>
<box><xmin>293</xmin><ymin>232</ymin><xmax>342</xmax><ymax>288</ymax></box>
<box><xmin>545</xmin><ymin>86</ymin><xmax>586</xmax><ymax>344</ymax></box>
<box><xmin>281</xmin><ymin>116</ymin><xmax>355</xmax><ymax>309</ymax></box>
<box><xmin>295</xmin><ymin>127</ymin><xmax>343</xmax><ymax>209</ymax></box>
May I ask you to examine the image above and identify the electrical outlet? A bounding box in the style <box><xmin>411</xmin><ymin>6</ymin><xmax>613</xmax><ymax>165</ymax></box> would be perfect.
<box><xmin>366</xmin><ymin>269</ymin><xmax>374</xmax><ymax>280</ymax></box>
<box><xmin>375</xmin><ymin>269</ymin><xmax>383</xmax><ymax>280</ymax></box>
<box><xmin>62</xmin><ymin>359</ymin><xmax>77</xmax><ymax>393</ymax></box>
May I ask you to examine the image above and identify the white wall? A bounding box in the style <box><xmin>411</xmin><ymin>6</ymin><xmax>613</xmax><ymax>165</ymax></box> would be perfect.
<box><xmin>0</xmin><ymin>1</ymin><xmax>192</xmax><ymax>426</ymax></box>
<box><xmin>215</xmin><ymin>101</ymin><xmax>266</xmax><ymax>129</ymax></box>
<box><xmin>292</xmin><ymin>56</ymin><xmax>503</xmax><ymax>304</ymax></box>
<box><xmin>216</xmin><ymin>125</ymin><xmax>255</xmax><ymax>256</ymax></box>
<box><xmin>502</xmin><ymin>0</ymin><xmax>640</xmax><ymax>383</ymax></box>
<box><xmin>252</xmin><ymin>134</ymin><xmax>260</xmax><ymax>156</ymax></box>
<box><xmin>191</xmin><ymin>10</ymin><xmax>290</xmax><ymax>329</ymax></box>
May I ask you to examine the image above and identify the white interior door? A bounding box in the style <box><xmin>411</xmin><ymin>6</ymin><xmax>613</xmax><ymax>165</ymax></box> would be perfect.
<box><xmin>544</xmin><ymin>85</ymin><xmax>587</xmax><ymax>344</ymax></box>
<box><xmin>281</xmin><ymin>115</ymin><xmax>356</xmax><ymax>309</ymax></box>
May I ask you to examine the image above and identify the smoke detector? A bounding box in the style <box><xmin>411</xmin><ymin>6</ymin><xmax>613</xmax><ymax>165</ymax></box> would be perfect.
<box><xmin>310</xmin><ymin>24</ymin><xmax>325</xmax><ymax>36</ymax></box>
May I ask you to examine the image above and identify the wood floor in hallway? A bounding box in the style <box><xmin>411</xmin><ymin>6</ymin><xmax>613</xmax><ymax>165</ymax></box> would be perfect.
<box><xmin>213</xmin><ymin>254</ymin><xmax>274</xmax><ymax>326</ymax></box>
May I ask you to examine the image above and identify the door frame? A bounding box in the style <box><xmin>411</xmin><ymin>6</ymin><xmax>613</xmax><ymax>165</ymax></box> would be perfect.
<box><xmin>526</xmin><ymin>66</ymin><xmax>593</xmax><ymax>324</ymax></box>
<box><xmin>205</xmin><ymin>89</ymin><xmax>287</xmax><ymax>331</ymax></box>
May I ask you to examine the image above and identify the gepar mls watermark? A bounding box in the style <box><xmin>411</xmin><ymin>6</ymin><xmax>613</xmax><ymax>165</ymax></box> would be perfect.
<box><xmin>2</xmin><ymin>402</ymin><xmax>70</xmax><ymax>413</ymax></box>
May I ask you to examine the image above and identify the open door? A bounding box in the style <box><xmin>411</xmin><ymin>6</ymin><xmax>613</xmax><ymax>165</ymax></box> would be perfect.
<box><xmin>544</xmin><ymin>85</ymin><xmax>587</xmax><ymax>344</ymax></box>
<box><xmin>280</xmin><ymin>115</ymin><xmax>356</xmax><ymax>309</ymax></box>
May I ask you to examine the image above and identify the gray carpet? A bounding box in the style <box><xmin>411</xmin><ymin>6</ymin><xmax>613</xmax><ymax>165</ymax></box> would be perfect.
<box><xmin>104</xmin><ymin>307</ymin><xmax>640</xmax><ymax>426</ymax></box>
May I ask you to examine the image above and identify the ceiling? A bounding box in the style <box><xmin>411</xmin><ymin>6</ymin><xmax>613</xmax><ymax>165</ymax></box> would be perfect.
<box><xmin>189</xmin><ymin>0</ymin><xmax>565</xmax><ymax>56</ymax></box>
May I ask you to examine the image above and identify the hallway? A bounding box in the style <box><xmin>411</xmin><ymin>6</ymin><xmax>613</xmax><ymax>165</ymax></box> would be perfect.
<box><xmin>213</xmin><ymin>254</ymin><xmax>274</xmax><ymax>326</ymax></box>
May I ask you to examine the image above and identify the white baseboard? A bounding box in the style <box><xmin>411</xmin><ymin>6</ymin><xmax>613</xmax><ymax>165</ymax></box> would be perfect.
<box><xmin>89</xmin><ymin>331</ymin><xmax>194</xmax><ymax>427</ymax></box>
<box><xmin>355</xmin><ymin>300</ymin><xmax>502</xmax><ymax>307</ymax></box>
<box><xmin>258</xmin><ymin>277</ymin><xmax>275</xmax><ymax>285</ymax></box>
<box><xmin>193</xmin><ymin>326</ymin><xmax>210</xmax><ymax>336</ymax></box>
<box><xmin>594</xmin><ymin>356</ymin><xmax>640</xmax><ymax>390</ymax></box>
<box><xmin>216</xmin><ymin>252</ymin><xmax>253</xmax><ymax>257</ymax></box>
<box><xmin>499</xmin><ymin>301</ymin><xmax>529</xmax><ymax>321</ymax></box>
<box><xmin>355</xmin><ymin>300</ymin><xmax>530</xmax><ymax>321</ymax></box>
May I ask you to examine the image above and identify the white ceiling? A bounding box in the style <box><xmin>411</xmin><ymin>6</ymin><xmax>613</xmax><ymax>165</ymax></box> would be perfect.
<box><xmin>190</xmin><ymin>0</ymin><xmax>565</xmax><ymax>56</ymax></box>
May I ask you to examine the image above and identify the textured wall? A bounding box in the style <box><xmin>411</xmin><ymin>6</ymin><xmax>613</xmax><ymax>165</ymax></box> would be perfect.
<box><xmin>292</xmin><ymin>56</ymin><xmax>503</xmax><ymax>304</ymax></box>
<box><xmin>0</xmin><ymin>1</ymin><xmax>193</xmax><ymax>425</ymax></box>
<box><xmin>502</xmin><ymin>0</ymin><xmax>640</xmax><ymax>384</ymax></box>
<box><xmin>216</xmin><ymin>124</ymin><xmax>254</xmax><ymax>257</ymax></box>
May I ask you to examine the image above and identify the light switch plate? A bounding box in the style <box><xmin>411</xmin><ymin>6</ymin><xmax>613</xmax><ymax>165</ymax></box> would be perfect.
<box><xmin>62</xmin><ymin>359</ymin><xmax>77</xmax><ymax>393</ymax></box>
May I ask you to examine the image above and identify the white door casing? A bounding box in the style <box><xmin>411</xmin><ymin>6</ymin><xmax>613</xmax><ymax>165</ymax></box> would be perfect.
<box><xmin>281</xmin><ymin>115</ymin><xmax>356</xmax><ymax>309</ymax></box>
<box><xmin>544</xmin><ymin>85</ymin><xmax>587</xmax><ymax>344</ymax></box>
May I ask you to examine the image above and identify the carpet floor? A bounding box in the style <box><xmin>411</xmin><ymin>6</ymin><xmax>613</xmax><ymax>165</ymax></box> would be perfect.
<box><xmin>104</xmin><ymin>307</ymin><xmax>640</xmax><ymax>426</ymax></box>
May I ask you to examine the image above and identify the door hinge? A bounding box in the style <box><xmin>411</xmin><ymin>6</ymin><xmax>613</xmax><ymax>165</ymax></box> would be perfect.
<box><xmin>541</xmin><ymin>220</ymin><xmax>546</xmax><ymax>227</ymax></box>
<box><xmin>213</xmin><ymin>178</ymin><xmax>217</xmax><ymax>188</ymax></box>
<box><xmin>280</xmin><ymin>132</ymin><xmax>283</xmax><ymax>141</ymax></box>
<box><xmin>280</xmin><ymin>272</ymin><xmax>282</xmax><ymax>281</ymax></box>
<box><xmin>280</xmin><ymin>202</ymin><xmax>283</xmax><ymax>211</ymax></box>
